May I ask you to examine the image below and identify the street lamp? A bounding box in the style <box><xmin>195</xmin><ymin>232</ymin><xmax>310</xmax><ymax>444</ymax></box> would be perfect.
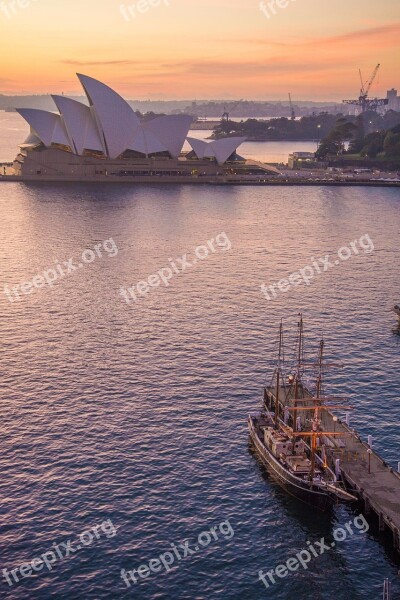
<box><xmin>367</xmin><ymin>448</ymin><xmax>372</xmax><ymax>474</ymax></box>
<box><xmin>333</xmin><ymin>415</ymin><xmax>338</xmax><ymax>434</ymax></box>
<box><xmin>317</xmin><ymin>124</ymin><xmax>321</xmax><ymax>149</ymax></box>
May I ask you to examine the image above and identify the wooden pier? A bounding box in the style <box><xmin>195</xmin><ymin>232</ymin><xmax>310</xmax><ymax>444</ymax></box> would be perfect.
<box><xmin>321</xmin><ymin>408</ymin><xmax>400</xmax><ymax>552</ymax></box>
<box><xmin>267</xmin><ymin>385</ymin><xmax>400</xmax><ymax>552</ymax></box>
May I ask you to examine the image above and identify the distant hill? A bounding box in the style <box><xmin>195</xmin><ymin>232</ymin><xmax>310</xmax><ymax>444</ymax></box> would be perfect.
<box><xmin>0</xmin><ymin>95</ymin><xmax>190</xmax><ymax>114</ymax></box>
<box><xmin>212</xmin><ymin>111</ymin><xmax>400</xmax><ymax>142</ymax></box>
<box><xmin>0</xmin><ymin>95</ymin><xmax>87</xmax><ymax>111</ymax></box>
<box><xmin>0</xmin><ymin>95</ymin><xmax>352</xmax><ymax>117</ymax></box>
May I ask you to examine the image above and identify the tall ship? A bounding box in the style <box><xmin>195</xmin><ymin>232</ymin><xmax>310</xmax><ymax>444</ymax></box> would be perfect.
<box><xmin>248</xmin><ymin>316</ymin><xmax>357</xmax><ymax>510</ymax></box>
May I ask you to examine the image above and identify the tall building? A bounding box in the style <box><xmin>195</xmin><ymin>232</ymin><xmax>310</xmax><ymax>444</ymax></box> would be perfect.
<box><xmin>386</xmin><ymin>89</ymin><xmax>400</xmax><ymax>111</ymax></box>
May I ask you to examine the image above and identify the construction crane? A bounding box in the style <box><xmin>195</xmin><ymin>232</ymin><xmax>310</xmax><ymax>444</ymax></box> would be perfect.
<box><xmin>288</xmin><ymin>93</ymin><xmax>295</xmax><ymax>120</ymax></box>
<box><xmin>222</xmin><ymin>99</ymin><xmax>244</xmax><ymax>121</ymax></box>
<box><xmin>343</xmin><ymin>64</ymin><xmax>388</xmax><ymax>113</ymax></box>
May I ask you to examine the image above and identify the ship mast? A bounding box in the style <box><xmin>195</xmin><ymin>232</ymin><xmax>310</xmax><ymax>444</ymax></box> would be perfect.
<box><xmin>275</xmin><ymin>321</ymin><xmax>284</xmax><ymax>426</ymax></box>
<box><xmin>316</xmin><ymin>339</ymin><xmax>324</xmax><ymax>399</ymax></box>
<box><xmin>310</xmin><ymin>339</ymin><xmax>324</xmax><ymax>480</ymax></box>
<box><xmin>292</xmin><ymin>314</ymin><xmax>304</xmax><ymax>434</ymax></box>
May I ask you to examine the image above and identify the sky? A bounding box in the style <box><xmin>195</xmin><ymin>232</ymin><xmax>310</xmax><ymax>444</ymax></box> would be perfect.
<box><xmin>0</xmin><ymin>0</ymin><xmax>399</xmax><ymax>100</ymax></box>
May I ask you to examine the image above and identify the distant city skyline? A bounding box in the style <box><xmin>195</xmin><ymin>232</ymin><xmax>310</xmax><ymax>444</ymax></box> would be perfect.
<box><xmin>0</xmin><ymin>0</ymin><xmax>399</xmax><ymax>100</ymax></box>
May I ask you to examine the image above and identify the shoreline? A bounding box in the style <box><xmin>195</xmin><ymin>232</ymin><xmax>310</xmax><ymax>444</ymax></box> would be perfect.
<box><xmin>0</xmin><ymin>174</ymin><xmax>399</xmax><ymax>187</ymax></box>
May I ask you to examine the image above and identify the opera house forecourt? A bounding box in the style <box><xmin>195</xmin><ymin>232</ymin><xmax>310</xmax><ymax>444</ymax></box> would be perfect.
<box><xmin>2</xmin><ymin>74</ymin><xmax>279</xmax><ymax>183</ymax></box>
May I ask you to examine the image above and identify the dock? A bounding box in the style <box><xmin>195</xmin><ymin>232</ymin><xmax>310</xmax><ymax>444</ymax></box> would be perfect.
<box><xmin>1</xmin><ymin>174</ymin><xmax>400</xmax><ymax>187</ymax></box>
<box><xmin>321</xmin><ymin>409</ymin><xmax>400</xmax><ymax>552</ymax></box>
<box><xmin>1</xmin><ymin>161</ymin><xmax>400</xmax><ymax>187</ymax></box>
<box><xmin>266</xmin><ymin>385</ymin><xmax>400</xmax><ymax>552</ymax></box>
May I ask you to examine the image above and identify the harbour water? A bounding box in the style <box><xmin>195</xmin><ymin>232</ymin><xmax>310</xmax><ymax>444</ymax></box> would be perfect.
<box><xmin>0</xmin><ymin>115</ymin><xmax>400</xmax><ymax>599</ymax></box>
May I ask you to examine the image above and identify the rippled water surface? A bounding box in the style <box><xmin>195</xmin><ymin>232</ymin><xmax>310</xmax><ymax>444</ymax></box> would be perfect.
<box><xmin>0</xmin><ymin>124</ymin><xmax>400</xmax><ymax>600</ymax></box>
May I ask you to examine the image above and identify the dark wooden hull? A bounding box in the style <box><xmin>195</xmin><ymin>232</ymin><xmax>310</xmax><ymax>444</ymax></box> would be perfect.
<box><xmin>248</xmin><ymin>415</ymin><xmax>333</xmax><ymax>511</ymax></box>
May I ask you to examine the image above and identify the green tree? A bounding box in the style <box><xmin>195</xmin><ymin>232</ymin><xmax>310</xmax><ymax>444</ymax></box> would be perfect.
<box><xmin>384</xmin><ymin>130</ymin><xmax>400</xmax><ymax>157</ymax></box>
<box><xmin>360</xmin><ymin>131</ymin><xmax>385</xmax><ymax>158</ymax></box>
<box><xmin>347</xmin><ymin>115</ymin><xmax>365</xmax><ymax>154</ymax></box>
<box><xmin>316</xmin><ymin>118</ymin><xmax>357</xmax><ymax>159</ymax></box>
<box><xmin>315</xmin><ymin>138</ymin><xmax>342</xmax><ymax>159</ymax></box>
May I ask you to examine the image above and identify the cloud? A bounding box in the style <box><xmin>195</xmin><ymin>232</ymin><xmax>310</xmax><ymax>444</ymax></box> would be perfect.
<box><xmin>156</xmin><ymin>56</ymin><xmax>355</xmax><ymax>79</ymax></box>
<box><xmin>249</xmin><ymin>22</ymin><xmax>400</xmax><ymax>49</ymax></box>
<box><xmin>61</xmin><ymin>60</ymin><xmax>136</xmax><ymax>66</ymax></box>
<box><xmin>311</xmin><ymin>22</ymin><xmax>400</xmax><ymax>46</ymax></box>
<box><xmin>58</xmin><ymin>22</ymin><xmax>398</xmax><ymax>84</ymax></box>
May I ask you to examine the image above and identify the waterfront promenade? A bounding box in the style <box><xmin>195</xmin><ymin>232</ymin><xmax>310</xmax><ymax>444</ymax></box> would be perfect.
<box><xmin>1</xmin><ymin>162</ymin><xmax>399</xmax><ymax>186</ymax></box>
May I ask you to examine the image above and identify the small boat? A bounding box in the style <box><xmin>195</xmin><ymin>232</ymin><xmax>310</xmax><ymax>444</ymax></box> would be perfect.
<box><xmin>392</xmin><ymin>305</ymin><xmax>400</xmax><ymax>334</ymax></box>
<box><xmin>248</xmin><ymin>316</ymin><xmax>357</xmax><ymax>510</ymax></box>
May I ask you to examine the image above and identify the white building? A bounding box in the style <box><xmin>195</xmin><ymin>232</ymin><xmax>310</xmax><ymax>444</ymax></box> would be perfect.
<box><xmin>386</xmin><ymin>89</ymin><xmax>400</xmax><ymax>112</ymax></box>
<box><xmin>11</xmin><ymin>74</ymin><xmax>279</xmax><ymax>183</ymax></box>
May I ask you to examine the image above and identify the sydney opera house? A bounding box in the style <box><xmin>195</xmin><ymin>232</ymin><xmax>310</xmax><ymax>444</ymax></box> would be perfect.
<box><xmin>9</xmin><ymin>74</ymin><xmax>279</xmax><ymax>183</ymax></box>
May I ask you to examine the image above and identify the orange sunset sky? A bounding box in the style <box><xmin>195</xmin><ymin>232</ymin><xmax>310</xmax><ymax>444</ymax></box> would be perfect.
<box><xmin>0</xmin><ymin>0</ymin><xmax>399</xmax><ymax>100</ymax></box>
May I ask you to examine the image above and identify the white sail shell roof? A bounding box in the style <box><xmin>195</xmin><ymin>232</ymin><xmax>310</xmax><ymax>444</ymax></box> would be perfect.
<box><xmin>17</xmin><ymin>75</ymin><xmax>193</xmax><ymax>159</ymax></box>
<box><xmin>129</xmin><ymin>128</ymin><xmax>168</xmax><ymax>155</ymax></box>
<box><xmin>144</xmin><ymin>115</ymin><xmax>193</xmax><ymax>158</ymax></box>
<box><xmin>185</xmin><ymin>136</ymin><xmax>207</xmax><ymax>159</ymax></box>
<box><xmin>52</xmin><ymin>95</ymin><xmax>103</xmax><ymax>154</ymax></box>
<box><xmin>129</xmin><ymin>116</ymin><xmax>192</xmax><ymax>157</ymax></box>
<box><xmin>77</xmin><ymin>74</ymin><xmax>141</xmax><ymax>159</ymax></box>
<box><xmin>52</xmin><ymin>118</ymin><xmax>71</xmax><ymax>146</ymax></box>
<box><xmin>16</xmin><ymin>109</ymin><xmax>70</xmax><ymax>147</ymax></box>
<box><xmin>187</xmin><ymin>136</ymin><xmax>246</xmax><ymax>165</ymax></box>
<box><xmin>212</xmin><ymin>137</ymin><xmax>247</xmax><ymax>164</ymax></box>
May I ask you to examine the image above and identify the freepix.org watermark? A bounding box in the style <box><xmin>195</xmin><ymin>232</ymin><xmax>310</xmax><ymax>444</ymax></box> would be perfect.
<box><xmin>260</xmin><ymin>233</ymin><xmax>374</xmax><ymax>301</ymax></box>
<box><xmin>120</xmin><ymin>232</ymin><xmax>231</xmax><ymax>305</ymax></box>
<box><xmin>259</xmin><ymin>0</ymin><xmax>296</xmax><ymax>19</ymax></box>
<box><xmin>121</xmin><ymin>518</ymin><xmax>234</xmax><ymax>588</ymax></box>
<box><xmin>2</xmin><ymin>519</ymin><xmax>117</xmax><ymax>587</ymax></box>
<box><xmin>4</xmin><ymin>238</ymin><xmax>118</xmax><ymax>302</ymax></box>
<box><xmin>0</xmin><ymin>0</ymin><xmax>38</xmax><ymax>19</ymax></box>
<box><xmin>258</xmin><ymin>513</ymin><xmax>369</xmax><ymax>590</ymax></box>
<box><xmin>120</xmin><ymin>0</ymin><xmax>170</xmax><ymax>22</ymax></box>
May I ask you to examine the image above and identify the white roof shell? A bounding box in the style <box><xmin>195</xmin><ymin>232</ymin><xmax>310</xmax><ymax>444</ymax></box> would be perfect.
<box><xmin>16</xmin><ymin>108</ymin><xmax>70</xmax><ymax>148</ymax></box>
<box><xmin>129</xmin><ymin>128</ymin><xmax>168</xmax><ymax>156</ymax></box>
<box><xmin>52</xmin><ymin>95</ymin><xmax>103</xmax><ymax>154</ymax></box>
<box><xmin>186</xmin><ymin>137</ymin><xmax>247</xmax><ymax>165</ymax></box>
<box><xmin>186</xmin><ymin>137</ymin><xmax>208</xmax><ymax>159</ymax></box>
<box><xmin>77</xmin><ymin>73</ymin><xmax>141</xmax><ymax>159</ymax></box>
<box><xmin>144</xmin><ymin>115</ymin><xmax>193</xmax><ymax>158</ymax></box>
<box><xmin>128</xmin><ymin>115</ymin><xmax>192</xmax><ymax>157</ymax></box>
<box><xmin>17</xmin><ymin>74</ymin><xmax>193</xmax><ymax>159</ymax></box>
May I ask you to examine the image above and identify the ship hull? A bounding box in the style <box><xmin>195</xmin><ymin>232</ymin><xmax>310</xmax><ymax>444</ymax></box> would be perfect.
<box><xmin>248</xmin><ymin>415</ymin><xmax>333</xmax><ymax>511</ymax></box>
